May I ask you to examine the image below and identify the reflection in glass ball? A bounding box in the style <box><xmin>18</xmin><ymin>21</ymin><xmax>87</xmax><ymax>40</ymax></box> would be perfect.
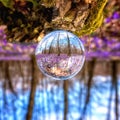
<box><xmin>35</xmin><ymin>30</ymin><xmax>85</xmax><ymax>80</ymax></box>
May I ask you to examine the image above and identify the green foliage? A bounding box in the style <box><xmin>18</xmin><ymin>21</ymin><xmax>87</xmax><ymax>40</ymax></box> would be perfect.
<box><xmin>0</xmin><ymin>0</ymin><xmax>14</xmax><ymax>9</ymax></box>
<box><xmin>0</xmin><ymin>0</ymin><xmax>38</xmax><ymax>9</ymax></box>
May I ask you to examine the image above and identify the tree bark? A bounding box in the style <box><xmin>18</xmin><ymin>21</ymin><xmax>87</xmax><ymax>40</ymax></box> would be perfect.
<box><xmin>26</xmin><ymin>55</ymin><xmax>38</xmax><ymax>120</ymax></box>
<box><xmin>63</xmin><ymin>80</ymin><xmax>69</xmax><ymax>120</ymax></box>
<box><xmin>80</xmin><ymin>59</ymin><xmax>96</xmax><ymax>120</ymax></box>
<box><xmin>111</xmin><ymin>61</ymin><xmax>119</xmax><ymax>120</ymax></box>
<box><xmin>0</xmin><ymin>0</ymin><xmax>107</xmax><ymax>43</ymax></box>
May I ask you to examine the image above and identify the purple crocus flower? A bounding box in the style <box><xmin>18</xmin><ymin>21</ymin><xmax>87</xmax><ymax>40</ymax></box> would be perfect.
<box><xmin>105</xmin><ymin>17</ymin><xmax>111</xmax><ymax>23</ymax></box>
<box><xmin>112</xmin><ymin>12</ymin><xmax>120</xmax><ymax>19</ymax></box>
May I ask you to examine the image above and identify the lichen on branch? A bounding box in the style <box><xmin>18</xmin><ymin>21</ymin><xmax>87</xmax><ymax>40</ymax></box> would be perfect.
<box><xmin>75</xmin><ymin>0</ymin><xmax>108</xmax><ymax>36</ymax></box>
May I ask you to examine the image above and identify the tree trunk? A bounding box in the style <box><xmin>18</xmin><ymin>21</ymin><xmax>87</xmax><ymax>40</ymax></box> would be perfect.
<box><xmin>26</xmin><ymin>55</ymin><xmax>38</xmax><ymax>120</ymax></box>
<box><xmin>63</xmin><ymin>80</ymin><xmax>69</xmax><ymax>120</ymax></box>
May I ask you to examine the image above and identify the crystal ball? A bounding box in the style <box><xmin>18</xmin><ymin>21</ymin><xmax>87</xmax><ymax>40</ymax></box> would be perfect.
<box><xmin>35</xmin><ymin>30</ymin><xmax>85</xmax><ymax>80</ymax></box>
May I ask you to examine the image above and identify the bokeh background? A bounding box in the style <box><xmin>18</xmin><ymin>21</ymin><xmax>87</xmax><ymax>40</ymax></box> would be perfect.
<box><xmin>0</xmin><ymin>0</ymin><xmax>120</xmax><ymax>120</ymax></box>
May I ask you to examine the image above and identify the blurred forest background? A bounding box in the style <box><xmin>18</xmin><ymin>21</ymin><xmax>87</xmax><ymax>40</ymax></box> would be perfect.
<box><xmin>0</xmin><ymin>0</ymin><xmax>120</xmax><ymax>120</ymax></box>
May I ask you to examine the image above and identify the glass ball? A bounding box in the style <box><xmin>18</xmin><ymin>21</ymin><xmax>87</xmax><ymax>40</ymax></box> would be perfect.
<box><xmin>35</xmin><ymin>30</ymin><xmax>85</xmax><ymax>80</ymax></box>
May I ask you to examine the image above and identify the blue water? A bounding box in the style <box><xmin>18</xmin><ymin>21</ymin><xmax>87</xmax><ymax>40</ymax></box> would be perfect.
<box><xmin>0</xmin><ymin>76</ymin><xmax>120</xmax><ymax>120</ymax></box>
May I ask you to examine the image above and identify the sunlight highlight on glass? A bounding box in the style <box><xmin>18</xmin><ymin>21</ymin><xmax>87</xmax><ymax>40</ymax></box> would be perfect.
<box><xmin>35</xmin><ymin>30</ymin><xmax>85</xmax><ymax>80</ymax></box>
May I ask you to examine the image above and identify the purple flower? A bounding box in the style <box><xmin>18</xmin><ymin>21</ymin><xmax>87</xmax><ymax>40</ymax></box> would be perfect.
<box><xmin>0</xmin><ymin>28</ymin><xmax>7</xmax><ymax>44</ymax></box>
<box><xmin>105</xmin><ymin>17</ymin><xmax>111</xmax><ymax>23</ymax></box>
<box><xmin>112</xmin><ymin>12</ymin><xmax>120</xmax><ymax>19</ymax></box>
